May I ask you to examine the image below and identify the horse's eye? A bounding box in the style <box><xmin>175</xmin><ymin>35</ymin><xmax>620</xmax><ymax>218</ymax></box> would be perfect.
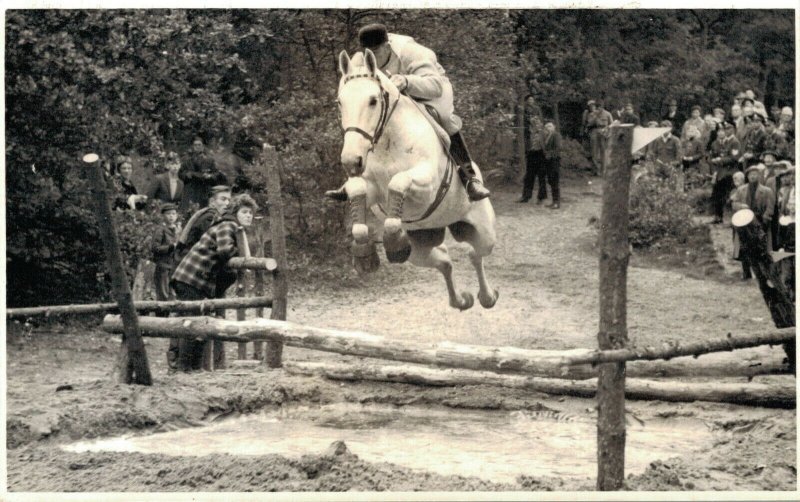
<box><xmin>369</xmin><ymin>97</ymin><xmax>378</xmax><ymax>106</ymax></box>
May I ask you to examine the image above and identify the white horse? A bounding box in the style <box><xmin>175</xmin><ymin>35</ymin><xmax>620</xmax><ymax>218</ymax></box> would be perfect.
<box><xmin>335</xmin><ymin>49</ymin><xmax>498</xmax><ymax>310</ymax></box>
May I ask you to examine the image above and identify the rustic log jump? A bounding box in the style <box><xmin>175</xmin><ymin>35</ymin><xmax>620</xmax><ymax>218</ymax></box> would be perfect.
<box><xmin>7</xmin><ymin>297</ymin><xmax>274</xmax><ymax>320</ymax></box>
<box><xmin>227</xmin><ymin>257</ymin><xmax>278</xmax><ymax>272</ymax></box>
<box><xmin>286</xmin><ymin>361</ymin><xmax>797</xmax><ymax>408</ymax></box>
<box><xmin>101</xmin><ymin>315</ymin><xmax>795</xmax><ymax>378</ymax></box>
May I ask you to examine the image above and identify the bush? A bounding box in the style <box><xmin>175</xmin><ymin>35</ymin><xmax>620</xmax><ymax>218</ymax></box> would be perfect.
<box><xmin>560</xmin><ymin>137</ymin><xmax>593</xmax><ymax>172</ymax></box>
<box><xmin>629</xmin><ymin>171</ymin><xmax>697</xmax><ymax>248</ymax></box>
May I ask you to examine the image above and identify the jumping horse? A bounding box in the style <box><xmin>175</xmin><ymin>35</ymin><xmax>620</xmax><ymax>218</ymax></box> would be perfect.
<box><xmin>335</xmin><ymin>49</ymin><xmax>498</xmax><ymax>310</ymax></box>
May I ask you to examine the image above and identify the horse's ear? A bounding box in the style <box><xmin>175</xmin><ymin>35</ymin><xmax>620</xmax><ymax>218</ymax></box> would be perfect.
<box><xmin>364</xmin><ymin>49</ymin><xmax>377</xmax><ymax>76</ymax></box>
<box><xmin>338</xmin><ymin>50</ymin><xmax>350</xmax><ymax>76</ymax></box>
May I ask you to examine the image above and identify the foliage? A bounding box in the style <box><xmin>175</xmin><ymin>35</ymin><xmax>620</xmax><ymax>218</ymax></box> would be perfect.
<box><xmin>629</xmin><ymin>171</ymin><xmax>697</xmax><ymax>248</ymax></box>
<box><xmin>560</xmin><ymin>137</ymin><xmax>593</xmax><ymax>172</ymax></box>
<box><xmin>5</xmin><ymin>9</ymin><xmax>795</xmax><ymax>306</ymax></box>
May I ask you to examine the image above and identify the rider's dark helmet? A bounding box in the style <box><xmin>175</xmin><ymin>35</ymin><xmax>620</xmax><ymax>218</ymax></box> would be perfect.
<box><xmin>358</xmin><ymin>24</ymin><xmax>389</xmax><ymax>49</ymax></box>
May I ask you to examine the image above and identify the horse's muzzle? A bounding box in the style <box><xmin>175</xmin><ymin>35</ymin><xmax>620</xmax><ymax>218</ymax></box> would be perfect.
<box><xmin>342</xmin><ymin>155</ymin><xmax>364</xmax><ymax>177</ymax></box>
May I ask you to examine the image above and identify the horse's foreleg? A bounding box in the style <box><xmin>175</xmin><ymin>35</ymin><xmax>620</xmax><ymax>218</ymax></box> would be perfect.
<box><xmin>346</xmin><ymin>177</ymin><xmax>379</xmax><ymax>273</ymax></box>
<box><xmin>410</xmin><ymin>244</ymin><xmax>474</xmax><ymax>311</ymax></box>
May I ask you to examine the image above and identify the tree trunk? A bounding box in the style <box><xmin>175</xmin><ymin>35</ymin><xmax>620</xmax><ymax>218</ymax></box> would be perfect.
<box><xmin>227</xmin><ymin>257</ymin><xmax>277</xmax><ymax>271</ymax></box>
<box><xmin>7</xmin><ymin>297</ymin><xmax>273</xmax><ymax>319</ymax></box>
<box><xmin>597</xmin><ymin>124</ymin><xmax>633</xmax><ymax>490</ymax></box>
<box><xmin>263</xmin><ymin>145</ymin><xmax>289</xmax><ymax>368</ymax></box>
<box><xmin>85</xmin><ymin>154</ymin><xmax>152</xmax><ymax>386</ymax></box>
<box><xmin>286</xmin><ymin>361</ymin><xmax>796</xmax><ymax>408</ymax></box>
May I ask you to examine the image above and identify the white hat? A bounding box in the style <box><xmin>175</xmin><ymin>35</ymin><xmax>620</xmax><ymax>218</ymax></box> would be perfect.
<box><xmin>781</xmin><ymin>106</ymin><xmax>793</xmax><ymax>116</ymax></box>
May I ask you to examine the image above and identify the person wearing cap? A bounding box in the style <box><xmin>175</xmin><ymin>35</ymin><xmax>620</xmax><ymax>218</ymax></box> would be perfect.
<box><xmin>745</xmin><ymin>89</ymin><xmax>767</xmax><ymax>118</ymax></box>
<box><xmin>709</xmin><ymin>121</ymin><xmax>742</xmax><ymax>224</ymax></box>
<box><xmin>681</xmin><ymin>105</ymin><xmax>707</xmax><ymax>142</ymax></box>
<box><xmin>740</xmin><ymin>114</ymin><xmax>768</xmax><ymax>168</ymax></box>
<box><xmin>171</xmin><ymin>193</ymin><xmax>259</xmax><ymax>371</ymax></box>
<box><xmin>180</xmin><ymin>135</ymin><xmax>228</xmax><ymax>213</ymax></box>
<box><xmin>662</xmin><ymin>99</ymin><xmax>684</xmax><ymax>136</ymax></box>
<box><xmin>174</xmin><ymin>185</ymin><xmax>232</xmax><ymax>263</ymax></box>
<box><xmin>731</xmin><ymin>164</ymin><xmax>775</xmax><ymax>279</ymax></box>
<box><xmin>352</xmin><ymin>23</ymin><xmax>489</xmax><ymax>201</ymax></box>
<box><xmin>146</xmin><ymin>151</ymin><xmax>184</xmax><ymax>206</ymax></box>
<box><xmin>151</xmin><ymin>201</ymin><xmax>182</xmax><ymax>369</ymax></box>
<box><xmin>111</xmin><ymin>159</ymin><xmax>147</xmax><ymax>210</ymax></box>
<box><xmin>586</xmin><ymin>100</ymin><xmax>614</xmax><ymax>176</ymax></box>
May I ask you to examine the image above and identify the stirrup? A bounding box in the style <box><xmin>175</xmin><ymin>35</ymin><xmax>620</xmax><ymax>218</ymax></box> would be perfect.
<box><xmin>466</xmin><ymin>178</ymin><xmax>490</xmax><ymax>201</ymax></box>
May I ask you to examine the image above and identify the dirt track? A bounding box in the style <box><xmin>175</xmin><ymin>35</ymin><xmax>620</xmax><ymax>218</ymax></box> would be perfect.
<box><xmin>6</xmin><ymin>173</ymin><xmax>797</xmax><ymax>492</ymax></box>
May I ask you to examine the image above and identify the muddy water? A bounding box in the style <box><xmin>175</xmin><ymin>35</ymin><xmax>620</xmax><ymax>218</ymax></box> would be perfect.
<box><xmin>64</xmin><ymin>403</ymin><xmax>714</xmax><ymax>483</ymax></box>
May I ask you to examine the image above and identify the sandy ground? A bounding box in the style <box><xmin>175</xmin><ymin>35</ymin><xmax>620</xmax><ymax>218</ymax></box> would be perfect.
<box><xmin>5</xmin><ymin>172</ymin><xmax>797</xmax><ymax>492</ymax></box>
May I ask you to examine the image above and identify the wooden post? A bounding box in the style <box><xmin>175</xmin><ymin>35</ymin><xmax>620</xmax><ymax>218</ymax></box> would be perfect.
<box><xmin>84</xmin><ymin>153</ymin><xmax>152</xmax><ymax>386</ymax></box>
<box><xmin>596</xmin><ymin>125</ymin><xmax>633</xmax><ymax>490</ymax></box>
<box><xmin>236</xmin><ymin>226</ymin><xmax>252</xmax><ymax>360</ymax></box>
<box><xmin>263</xmin><ymin>145</ymin><xmax>288</xmax><ymax>368</ymax></box>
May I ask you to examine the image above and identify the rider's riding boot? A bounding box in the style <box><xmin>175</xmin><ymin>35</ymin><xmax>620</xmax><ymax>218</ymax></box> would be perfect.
<box><xmin>325</xmin><ymin>185</ymin><xmax>349</xmax><ymax>202</ymax></box>
<box><xmin>449</xmin><ymin>131</ymin><xmax>490</xmax><ymax>201</ymax></box>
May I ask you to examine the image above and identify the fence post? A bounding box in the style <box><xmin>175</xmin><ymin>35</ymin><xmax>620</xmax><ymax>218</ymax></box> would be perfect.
<box><xmin>596</xmin><ymin>125</ymin><xmax>633</xmax><ymax>490</ymax></box>
<box><xmin>262</xmin><ymin>145</ymin><xmax>288</xmax><ymax>368</ymax></box>
<box><xmin>84</xmin><ymin>153</ymin><xmax>152</xmax><ymax>385</ymax></box>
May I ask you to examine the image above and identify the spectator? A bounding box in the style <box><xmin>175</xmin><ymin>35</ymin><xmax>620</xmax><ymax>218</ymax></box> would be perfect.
<box><xmin>731</xmin><ymin>104</ymin><xmax>747</xmax><ymax>142</ymax></box>
<box><xmin>731</xmin><ymin>165</ymin><xmax>775</xmax><ymax>280</ymax></box>
<box><xmin>778</xmin><ymin>106</ymin><xmax>794</xmax><ymax>138</ymax></box>
<box><xmin>681</xmin><ymin>105</ymin><xmax>707</xmax><ymax>142</ymax></box>
<box><xmin>650</xmin><ymin>120</ymin><xmax>682</xmax><ymax>178</ymax></box>
<box><xmin>180</xmin><ymin>136</ymin><xmax>228</xmax><ymax>213</ymax></box>
<box><xmin>713</xmin><ymin>107</ymin><xmax>726</xmax><ymax>123</ymax></box>
<box><xmin>581</xmin><ymin>99</ymin><xmax>596</xmax><ymax>140</ymax></box>
<box><xmin>741</xmin><ymin>98</ymin><xmax>756</xmax><ymax>122</ymax></box>
<box><xmin>682</xmin><ymin>125</ymin><xmax>705</xmax><ymax>176</ymax></box>
<box><xmin>618</xmin><ymin>102</ymin><xmax>640</xmax><ymax>125</ymax></box>
<box><xmin>709</xmin><ymin>122</ymin><xmax>741</xmax><ymax>224</ymax></box>
<box><xmin>542</xmin><ymin>120</ymin><xmax>562</xmax><ymax>209</ymax></box>
<box><xmin>703</xmin><ymin>114</ymin><xmax>718</xmax><ymax>147</ymax></box>
<box><xmin>170</xmin><ymin>193</ymin><xmax>259</xmax><ymax>371</ymax></box>
<box><xmin>744</xmin><ymin>89</ymin><xmax>768</xmax><ymax>119</ymax></box>
<box><xmin>518</xmin><ymin>115</ymin><xmax>547</xmax><ymax>203</ymax></box>
<box><xmin>763</xmin><ymin>120</ymin><xmax>789</xmax><ymax>160</ymax></box>
<box><xmin>231</xmin><ymin>115</ymin><xmax>267</xmax><ymax>194</ymax></box>
<box><xmin>146</xmin><ymin>151</ymin><xmax>184</xmax><ymax>205</ymax></box>
<box><xmin>770</xmin><ymin>104</ymin><xmax>783</xmax><ymax>124</ymax></box>
<box><xmin>152</xmin><ymin>202</ymin><xmax>181</xmax><ymax>369</ymax></box>
<box><xmin>175</xmin><ymin>185</ymin><xmax>232</xmax><ymax>263</ymax></box>
<box><xmin>733</xmin><ymin>92</ymin><xmax>746</xmax><ymax>108</ymax></box>
<box><xmin>524</xmin><ymin>95</ymin><xmax>544</xmax><ymax>154</ymax></box>
<box><xmin>587</xmin><ymin>100</ymin><xmax>613</xmax><ymax>176</ymax></box>
<box><xmin>662</xmin><ymin>98</ymin><xmax>684</xmax><ymax>136</ymax></box>
<box><xmin>740</xmin><ymin>113</ymin><xmax>768</xmax><ymax>168</ymax></box>
<box><xmin>111</xmin><ymin>159</ymin><xmax>147</xmax><ymax>211</ymax></box>
<box><xmin>760</xmin><ymin>152</ymin><xmax>783</xmax><ymax>250</ymax></box>
<box><xmin>640</xmin><ymin>120</ymin><xmax>660</xmax><ymax>162</ymax></box>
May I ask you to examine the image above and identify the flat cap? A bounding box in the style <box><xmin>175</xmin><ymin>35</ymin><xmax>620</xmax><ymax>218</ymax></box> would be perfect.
<box><xmin>210</xmin><ymin>185</ymin><xmax>231</xmax><ymax>195</ymax></box>
<box><xmin>358</xmin><ymin>24</ymin><xmax>389</xmax><ymax>49</ymax></box>
<box><xmin>160</xmin><ymin>203</ymin><xmax>178</xmax><ymax>213</ymax></box>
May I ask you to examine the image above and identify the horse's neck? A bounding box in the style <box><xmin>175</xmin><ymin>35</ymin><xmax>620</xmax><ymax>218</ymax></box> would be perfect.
<box><xmin>372</xmin><ymin>97</ymin><xmax>440</xmax><ymax>166</ymax></box>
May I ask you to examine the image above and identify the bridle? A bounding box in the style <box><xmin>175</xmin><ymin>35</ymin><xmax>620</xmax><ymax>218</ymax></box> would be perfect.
<box><xmin>340</xmin><ymin>72</ymin><xmax>400</xmax><ymax>152</ymax></box>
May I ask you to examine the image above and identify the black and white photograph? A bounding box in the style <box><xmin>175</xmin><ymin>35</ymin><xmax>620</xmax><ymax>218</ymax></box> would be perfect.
<box><xmin>2</xmin><ymin>2</ymin><xmax>798</xmax><ymax>497</ymax></box>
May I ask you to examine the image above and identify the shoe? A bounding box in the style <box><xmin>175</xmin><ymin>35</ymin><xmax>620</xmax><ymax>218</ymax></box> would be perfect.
<box><xmin>516</xmin><ymin>198</ymin><xmax>530</xmax><ymax>203</ymax></box>
<box><xmin>535</xmin><ymin>198</ymin><xmax>544</xmax><ymax>205</ymax></box>
<box><xmin>466</xmin><ymin>178</ymin><xmax>491</xmax><ymax>201</ymax></box>
<box><xmin>325</xmin><ymin>187</ymin><xmax>348</xmax><ymax>201</ymax></box>
<box><xmin>548</xmin><ymin>202</ymin><xmax>560</xmax><ymax>209</ymax></box>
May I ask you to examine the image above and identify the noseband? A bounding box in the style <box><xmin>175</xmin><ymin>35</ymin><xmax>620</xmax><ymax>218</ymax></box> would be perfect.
<box><xmin>341</xmin><ymin>72</ymin><xmax>399</xmax><ymax>151</ymax></box>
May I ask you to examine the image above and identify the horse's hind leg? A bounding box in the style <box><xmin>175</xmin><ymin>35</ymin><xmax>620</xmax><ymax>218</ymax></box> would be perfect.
<box><xmin>409</xmin><ymin>243</ymin><xmax>474</xmax><ymax>311</ymax></box>
<box><xmin>449</xmin><ymin>217</ymin><xmax>499</xmax><ymax>309</ymax></box>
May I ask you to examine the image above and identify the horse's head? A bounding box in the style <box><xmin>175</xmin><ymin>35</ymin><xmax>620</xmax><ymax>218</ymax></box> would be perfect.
<box><xmin>337</xmin><ymin>49</ymin><xmax>398</xmax><ymax>176</ymax></box>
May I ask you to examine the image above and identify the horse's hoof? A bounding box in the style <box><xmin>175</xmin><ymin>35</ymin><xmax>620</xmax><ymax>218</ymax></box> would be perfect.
<box><xmin>352</xmin><ymin>242</ymin><xmax>380</xmax><ymax>274</ymax></box>
<box><xmin>452</xmin><ymin>292</ymin><xmax>474</xmax><ymax>311</ymax></box>
<box><xmin>384</xmin><ymin>228</ymin><xmax>411</xmax><ymax>264</ymax></box>
<box><xmin>479</xmin><ymin>289</ymin><xmax>499</xmax><ymax>309</ymax></box>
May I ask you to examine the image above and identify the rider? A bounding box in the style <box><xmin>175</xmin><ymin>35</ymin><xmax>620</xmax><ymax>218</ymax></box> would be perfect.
<box><xmin>327</xmin><ymin>23</ymin><xmax>491</xmax><ymax>202</ymax></box>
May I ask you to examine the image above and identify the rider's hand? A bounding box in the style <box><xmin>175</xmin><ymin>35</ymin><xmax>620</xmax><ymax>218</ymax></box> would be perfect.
<box><xmin>390</xmin><ymin>74</ymin><xmax>408</xmax><ymax>92</ymax></box>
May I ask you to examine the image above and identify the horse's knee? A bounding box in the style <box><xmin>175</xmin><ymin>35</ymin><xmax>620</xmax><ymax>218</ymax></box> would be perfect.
<box><xmin>387</xmin><ymin>172</ymin><xmax>413</xmax><ymax>194</ymax></box>
<box><xmin>352</xmin><ymin>223</ymin><xmax>369</xmax><ymax>244</ymax></box>
<box><xmin>344</xmin><ymin>176</ymin><xmax>368</xmax><ymax>196</ymax></box>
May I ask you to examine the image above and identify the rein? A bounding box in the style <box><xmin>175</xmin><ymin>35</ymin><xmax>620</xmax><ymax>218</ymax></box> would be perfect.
<box><xmin>341</xmin><ymin>73</ymin><xmax>399</xmax><ymax>151</ymax></box>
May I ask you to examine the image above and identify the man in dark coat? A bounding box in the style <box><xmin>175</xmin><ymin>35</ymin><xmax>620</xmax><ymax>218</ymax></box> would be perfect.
<box><xmin>542</xmin><ymin>120</ymin><xmax>562</xmax><ymax>209</ymax></box>
<box><xmin>662</xmin><ymin>99</ymin><xmax>685</xmax><ymax>137</ymax></box>
<box><xmin>740</xmin><ymin>114</ymin><xmax>768</xmax><ymax>168</ymax></box>
<box><xmin>708</xmin><ymin>122</ymin><xmax>741</xmax><ymax>224</ymax></box>
<box><xmin>146</xmin><ymin>151</ymin><xmax>184</xmax><ymax>205</ymax></box>
<box><xmin>180</xmin><ymin>136</ymin><xmax>228</xmax><ymax>213</ymax></box>
<box><xmin>732</xmin><ymin>165</ymin><xmax>776</xmax><ymax>280</ymax></box>
<box><xmin>518</xmin><ymin>115</ymin><xmax>547</xmax><ymax>203</ymax></box>
<box><xmin>175</xmin><ymin>185</ymin><xmax>232</xmax><ymax>263</ymax></box>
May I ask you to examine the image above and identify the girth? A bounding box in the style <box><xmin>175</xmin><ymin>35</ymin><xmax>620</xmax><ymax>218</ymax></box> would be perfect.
<box><xmin>402</xmin><ymin>158</ymin><xmax>455</xmax><ymax>224</ymax></box>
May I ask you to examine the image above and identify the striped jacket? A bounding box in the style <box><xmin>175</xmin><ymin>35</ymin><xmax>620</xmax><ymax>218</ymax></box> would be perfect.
<box><xmin>170</xmin><ymin>215</ymin><xmax>240</xmax><ymax>297</ymax></box>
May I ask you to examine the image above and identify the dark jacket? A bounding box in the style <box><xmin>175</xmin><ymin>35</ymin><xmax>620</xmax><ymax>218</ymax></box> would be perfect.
<box><xmin>709</xmin><ymin>136</ymin><xmax>741</xmax><ymax>178</ymax></box>
<box><xmin>732</xmin><ymin>183</ymin><xmax>775</xmax><ymax>225</ymax></box>
<box><xmin>180</xmin><ymin>152</ymin><xmax>227</xmax><ymax>211</ymax></box>
<box><xmin>152</xmin><ymin>223</ymin><xmax>179</xmax><ymax>271</ymax></box>
<box><xmin>650</xmin><ymin>135</ymin><xmax>682</xmax><ymax>165</ymax></box>
<box><xmin>175</xmin><ymin>207</ymin><xmax>220</xmax><ymax>262</ymax></box>
<box><xmin>542</xmin><ymin>130</ymin><xmax>562</xmax><ymax>160</ymax></box>
<box><xmin>146</xmin><ymin>173</ymin><xmax>184</xmax><ymax>205</ymax></box>
<box><xmin>111</xmin><ymin>175</ymin><xmax>143</xmax><ymax>211</ymax></box>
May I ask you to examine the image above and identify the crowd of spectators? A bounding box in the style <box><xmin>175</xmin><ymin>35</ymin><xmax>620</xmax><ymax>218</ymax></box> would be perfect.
<box><xmin>105</xmin><ymin>134</ymin><xmax>265</xmax><ymax>372</ymax></box>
